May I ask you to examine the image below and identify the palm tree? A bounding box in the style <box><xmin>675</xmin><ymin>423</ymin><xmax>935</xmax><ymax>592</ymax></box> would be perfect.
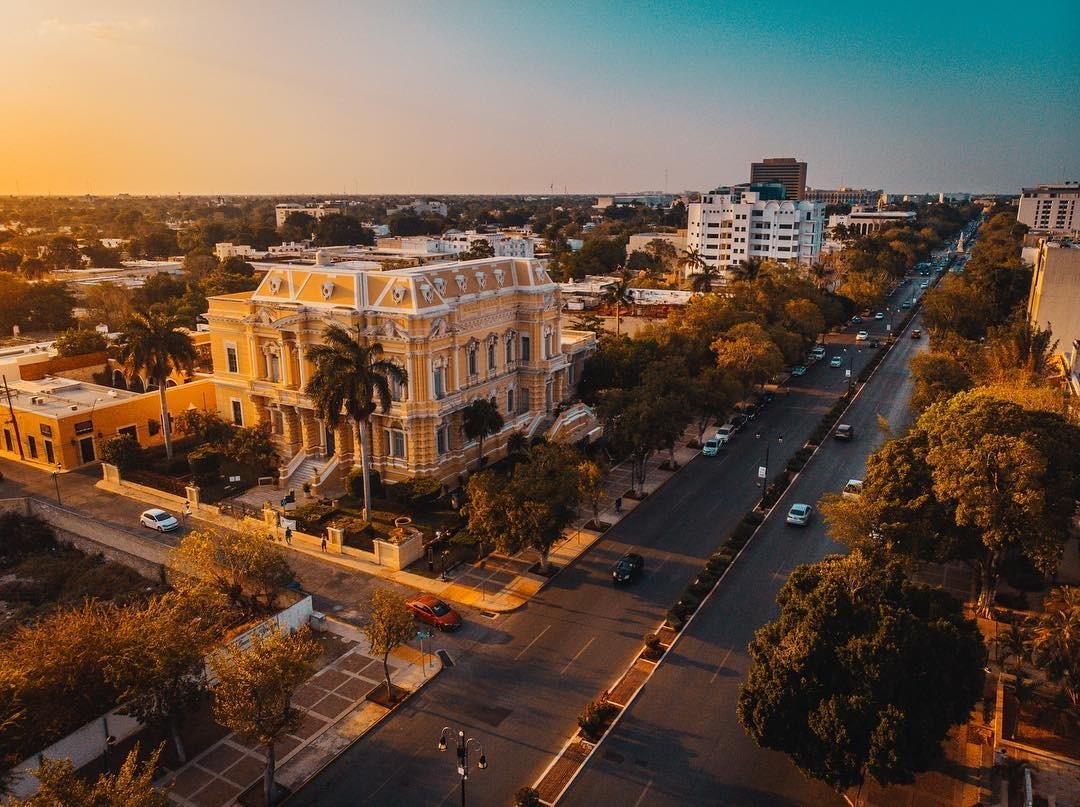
<box><xmin>677</xmin><ymin>248</ymin><xmax>706</xmax><ymax>285</ymax></box>
<box><xmin>689</xmin><ymin>262</ymin><xmax>723</xmax><ymax>293</ymax></box>
<box><xmin>304</xmin><ymin>325</ymin><xmax>407</xmax><ymax>523</ymax></box>
<box><xmin>730</xmin><ymin>257</ymin><xmax>766</xmax><ymax>283</ymax></box>
<box><xmin>117</xmin><ymin>311</ymin><xmax>196</xmax><ymax>461</ymax></box>
<box><xmin>602</xmin><ymin>269</ymin><xmax>634</xmax><ymax>336</ymax></box>
<box><xmin>461</xmin><ymin>398</ymin><xmax>505</xmax><ymax>471</ymax></box>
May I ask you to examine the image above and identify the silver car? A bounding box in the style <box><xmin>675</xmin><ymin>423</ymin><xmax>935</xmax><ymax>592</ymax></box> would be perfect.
<box><xmin>785</xmin><ymin>503</ymin><xmax>813</xmax><ymax>526</ymax></box>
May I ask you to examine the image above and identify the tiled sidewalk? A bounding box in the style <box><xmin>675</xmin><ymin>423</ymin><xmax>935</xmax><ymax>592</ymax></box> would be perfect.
<box><xmin>160</xmin><ymin>622</ymin><xmax>433</xmax><ymax>807</ymax></box>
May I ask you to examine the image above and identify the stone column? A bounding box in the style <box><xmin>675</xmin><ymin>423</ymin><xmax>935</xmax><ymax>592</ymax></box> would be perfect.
<box><xmin>252</xmin><ymin>395</ymin><xmax>270</xmax><ymax>425</ymax></box>
<box><xmin>301</xmin><ymin>410</ymin><xmax>323</xmax><ymax>455</ymax></box>
<box><xmin>335</xmin><ymin>424</ymin><xmax>354</xmax><ymax>464</ymax></box>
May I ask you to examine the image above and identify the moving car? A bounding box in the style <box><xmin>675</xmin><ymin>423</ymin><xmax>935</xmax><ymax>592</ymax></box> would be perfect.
<box><xmin>920</xmin><ymin>281</ymin><xmax>929</xmax><ymax>289</ymax></box>
<box><xmin>810</xmin><ymin>345</ymin><xmax>827</xmax><ymax>361</ymax></box>
<box><xmin>406</xmin><ymin>594</ymin><xmax>463</xmax><ymax>631</ymax></box>
<box><xmin>829</xmin><ymin>355</ymin><xmax>844</xmax><ymax>367</ymax></box>
<box><xmin>834</xmin><ymin>423</ymin><xmax>854</xmax><ymax>441</ymax></box>
<box><xmin>874</xmin><ymin>312</ymin><xmax>884</xmax><ymax>320</ymax></box>
<box><xmin>791</xmin><ymin>365</ymin><xmax>807</xmax><ymax>376</ymax></box>
<box><xmin>786</xmin><ymin>503</ymin><xmax>813</xmax><ymax>526</ymax></box>
<box><xmin>701</xmin><ymin>437</ymin><xmax>720</xmax><ymax>456</ymax></box>
<box><xmin>901</xmin><ymin>301</ymin><xmax>912</xmax><ymax>309</ymax></box>
<box><xmin>856</xmin><ymin>331</ymin><xmax>869</xmax><ymax>341</ymax></box>
<box><xmin>715</xmin><ymin>424</ymin><xmax>737</xmax><ymax>445</ymax></box>
<box><xmin>842</xmin><ymin>479</ymin><xmax>864</xmax><ymax>498</ymax></box>
<box><xmin>612</xmin><ymin>552</ymin><xmax>644</xmax><ymax>584</ymax></box>
<box><xmin>911</xmin><ymin>328</ymin><xmax>922</xmax><ymax>339</ymax></box>
<box><xmin>140</xmin><ymin>508</ymin><xmax>179</xmax><ymax>532</ymax></box>
<box><xmin>850</xmin><ymin>315</ymin><xmax>863</xmax><ymax>324</ymax></box>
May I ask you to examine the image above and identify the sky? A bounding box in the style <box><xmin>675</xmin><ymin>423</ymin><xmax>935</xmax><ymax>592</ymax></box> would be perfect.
<box><xmin>0</xmin><ymin>0</ymin><xmax>1077</xmax><ymax>196</ymax></box>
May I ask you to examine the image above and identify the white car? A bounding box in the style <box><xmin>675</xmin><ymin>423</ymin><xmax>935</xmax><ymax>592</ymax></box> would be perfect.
<box><xmin>841</xmin><ymin>479</ymin><xmax>864</xmax><ymax>499</ymax></box>
<box><xmin>855</xmin><ymin>331</ymin><xmax>869</xmax><ymax>341</ymax></box>
<box><xmin>786</xmin><ymin>503</ymin><xmax>813</xmax><ymax>526</ymax></box>
<box><xmin>140</xmin><ymin>508</ymin><xmax>179</xmax><ymax>532</ymax></box>
<box><xmin>791</xmin><ymin>365</ymin><xmax>807</xmax><ymax>376</ymax></box>
<box><xmin>810</xmin><ymin>345</ymin><xmax>826</xmax><ymax>361</ymax></box>
<box><xmin>715</xmin><ymin>424</ymin><xmax>737</xmax><ymax>445</ymax></box>
<box><xmin>874</xmin><ymin>312</ymin><xmax>884</xmax><ymax>320</ymax></box>
<box><xmin>829</xmin><ymin>355</ymin><xmax>843</xmax><ymax>367</ymax></box>
<box><xmin>701</xmin><ymin>437</ymin><xmax>720</xmax><ymax>456</ymax></box>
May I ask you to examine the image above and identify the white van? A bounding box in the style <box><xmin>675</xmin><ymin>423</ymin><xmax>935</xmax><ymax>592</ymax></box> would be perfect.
<box><xmin>810</xmin><ymin>345</ymin><xmax>826</xmax><ymax>361</ymax></box>
<box><xmin>841</xmin><ymin>479</ymin><xmax>864</xmax><ymax>498</ymax></box>
<box><xmin>715</xmin><ymin>424</ymin><xmax>737</xmax><ymax>445</ymax></box>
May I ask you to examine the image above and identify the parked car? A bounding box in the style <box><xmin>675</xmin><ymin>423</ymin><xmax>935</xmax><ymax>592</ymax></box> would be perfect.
<box><xmin>901</xmin><ymin>301</ymin><xmax>912</xmax><ymax>309</ymax></box>
<box><xmin>834</xmin><ymin>423</ymin><xmax>855</xmax><ymax>441</ymax></box>
<box><xmin>612</xmin><ymin>552</ymin><xmax>644</xmax><ymax>584</ymax></box>
<box><xmin>791</xmin><ymin>365</ymin><xmax>807</xmax><ymax>376</ymax></box>
<box><xmin>406</xmin><ymin>594</ymin><xmax>463</xmax><ymax>631</ymax></box>
<box><xmin>810</xmin><ymin>345</ymin><xmax>827</xmax><ymax>361</ymax></box>
<box><xmin>140</xmin><ymin>508</ymin><xmax>179</xmax><ymax>532</ymax></box>
<box><xmin>911</xmin><ymin>328</ymin><xmax>922</xmax><ymax>339</ymax></box>
<box><xmin>786</xmin><ymin>503</ymin><xmax>813</xmax><ymax>526</ymax></box>
<box><xmin>701</xmin><ymin>437</ymin><xmax>720</xmax><ymax>456</ymax></box>
<box><xmin>920</xmin><ymin>281</ymin><xmax>929</xmax><ymax>289</ymax></box>
<box><xmin>715</xmin><ymin>424</ymin><xmax>737</xmax><ymax>445</ymax></box>
<box><xmin>856</xmin><ymin>331</ymin><xmax>869</xmax><ymax>341</ymax></box>
<box><xmin>729</xmin><ymin>413</ymin><xmax>748</xmax><ymax>431</ymax></box>
<box><xmin>874</xmin><ymin>312</ymin><xmax>884</xmax><ymax>320</ymax></box>
<box><xmin>829</xmin><ymin>355</ymin><xmax>843</xmax><ymax>367</ymax></box>
<box><xmin>850</xmin><ymin>315</ymin><xmax>863</xmax><ymax>324</ymax></box>
<box><xmin>841</xmin><ymin>479</ymin><xmax>864</xmax><ymax>499</ymax></box>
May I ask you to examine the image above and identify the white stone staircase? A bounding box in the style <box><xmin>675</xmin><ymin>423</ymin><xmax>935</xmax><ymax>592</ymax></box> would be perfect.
<box><xmin>281</xmin><ymin>456</ymin><xmax>327</xmax><ymax>495</ymax></box>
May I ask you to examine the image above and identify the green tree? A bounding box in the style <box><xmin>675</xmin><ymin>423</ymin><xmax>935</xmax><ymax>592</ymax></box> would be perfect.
<box><xmin>688</xmin><ymin>261</ymin><xmax>723</xmax><ymax>293</ymax></box>
<box><xmin>21</xmin><ymin>282</ymin><xmax>76</xmax><ymax>331</ymax></box>
<box><xmin>209</xmin><ymin>628</ymin><xmax>320</xmax><ymax>807</ymax></box>
<box><xmin>52</xmin><ymin>328</ymin><xmax>108</xmax><ymax>357</ymax></box>
<box><xmin>909</xmin><ymin>350</ymin><xmax>974</xmax><ymax>414</ymax></box>
<box><xmin>43</xmin><ymin>235</ymin><xmax>82</xmax><ymax>273</ymax></box>
<box><xmin>304</xmin><ymin>325</ymin><xmax>407</xmax><ymax>523</ymax></box>
<box><xmin>363</xmin><ymin>588</ymin><xmax>415</xmax><ymax>701</ymax></box>
<box><xmin>737</xmin><ymin>551</ymin><xmax>985</xmax><ymax>792</ymax></box>
<box><xmin>677</xmin><ymin>247</ymin><xmax>706</xmax><ymax>284</ymax></box>
<box><xmin>9</xmin><ymin>744</ymin><xmax>170</xmax><ymax>807</ymax></box>
<box><xmin>461</xmin><ymin>398</ymin><xmax>504</xmax><ymax>471</ymax></box>
<box><xmin>576</xmin><ymin>458</ymin><xmax>608</xmax><ymax>523</ymax></box>
<box><xmin>116</xmin><ymin>311</ymin><xmax>196</xmax><ymax>461</ymax></box>
<box><xmin>602</xmin><ymin>270</ymin><xmax>634</xmax><ymax>336</ymax></box>
<box><xmin>107</xmin><ymin>595</ymin><xmax>212</xmax><ymax>762</ymax></box>
<box><xmin>225</xmin><ymin>422</ymin><xmax>278</xmax><ymax>472</ymax></box>
<box><xmin>81</xmin><ymin>243</ymin><xmax>124</xmax><ymax>268</ymax></box>
<box><xmin>1029</xmin><ymin>586</ymin><xmax>1080</xmax><ymax>709</ymax></box>
<box><xmin>81</xmin><ymin>281</ymin><xmax>133</xmax><ymax>330</ymax></box>
<box><xmin>459</xmin><ymin>238</ymin><xmax>495</xmax><ymax>260</ymax></box>
<box><xmin>280</xmin><ymin>211</ymin><xmax>315</xmax><ymax>241</ymax></box>
<box><xmin>710</xmin><ymin>322</ymin><xmax>784</xmax><ymax>393</ymax></box>
<box><xmin>314</xmin><ymin>214</ymin><xmax>373</xmax><ymax>247</ymax></box>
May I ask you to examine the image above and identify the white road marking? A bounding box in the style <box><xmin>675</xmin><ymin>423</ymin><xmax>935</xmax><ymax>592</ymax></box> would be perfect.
<box><xmin>710</xmin><ymin>649</ymin><xmax>734</xmax><ymax>684</ymax></box>
<box><xmin>633</xmin><ymin>778</ymin><xmax>654</xmax><ymax>807</ymax></box>
<box><xmin>514</xmin><ymin>624</ymin><xmax>551</xmax><ymax>660</ymax></box>
<box><xmin>561</xmin><ymin>636</ymin><xmax>596</xmax><ymax>674</ymax></box>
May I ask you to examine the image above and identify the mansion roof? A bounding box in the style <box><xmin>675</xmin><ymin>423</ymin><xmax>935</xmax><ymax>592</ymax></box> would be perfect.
<box><xmin>245</xmin><ymin>254</ymin><xmax>555</xmax><ymax>315</ymax></box>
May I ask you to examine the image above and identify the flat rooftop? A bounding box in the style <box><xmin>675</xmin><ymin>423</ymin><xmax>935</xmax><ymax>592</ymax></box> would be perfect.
<box><xmin>6</xmin><ymin>377</ymin><xmax>140</xmax><ymax>418</ymax></box>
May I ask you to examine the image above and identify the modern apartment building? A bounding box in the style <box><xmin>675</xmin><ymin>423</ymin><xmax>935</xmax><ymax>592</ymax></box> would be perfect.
<box><xmin>202</xmin><ymin>252</ymin><xmax>596</xmax><ymax>491</ymax></box>
<box><xmin>1028</xmin><ymin>239</ymin><xmax>1080</xmax><ymax>372</ymax></box>
<box><xmin>1018</xmin><ymin>183</ymin><xmax>1080</xmax><ymax>235</ymax></box>
<box><xmin>685</xmin><ymin>188</ymin><xmax>824</xmax><ymax>273</ymax></box>
<box><xmin>274</xmin><ymin>203</ymin><xmax>343</xmax><ymax>229</ymax></box>
<box><xmin>805</xmin><ymin>187</ymin><xmax>883</xmax><ymax>207</ymax></box>
<box><xmin>749</xmin><ymin>157</ymin><xmax>807</xmax><ymax>201</ymax></box>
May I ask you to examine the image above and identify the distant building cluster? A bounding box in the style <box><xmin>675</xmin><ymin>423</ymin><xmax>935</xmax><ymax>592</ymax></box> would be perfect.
<box><xmin>827</xmin><ymin>207</ymin><xmax>917</xmax><ymax>236</ymax></box>
<box><xmin>805</xmin><ymin>187</ymin><xmax>883</xmax><ymax>207</ymax></box>
<box><xmin>274</xmin><ymin>202</ymin><xmax>343</xmax><ymax>228</ymax></box>
<box><xmin>386</xmin><ymin>199</ymin><xmax>449</xmax><ymax>218</ymax></box>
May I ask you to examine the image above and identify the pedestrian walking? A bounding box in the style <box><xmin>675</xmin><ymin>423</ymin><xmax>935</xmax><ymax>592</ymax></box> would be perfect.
<box><xmin>182</xmin><ymin>502</ymin><xmax>192</xmax><ymax>525</ymax></box>
<box><xmin>321</xmin><ymin>532</ymin><xmax>327</xmax><ymax>552</ymax></box>
<box><xmin>284</xmin><ymin>526</ymin><xmax>292</xmax><ymax>545</ymax></box>
<box><xmin>614</xmin><ymin>496</ymin><xmax>623</xmax><ymax>513</ymax></box>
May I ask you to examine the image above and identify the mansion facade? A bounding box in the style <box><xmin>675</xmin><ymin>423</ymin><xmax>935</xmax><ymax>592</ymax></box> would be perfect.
<box><xmin>203</xmin><ymin>252</ymin><xmax>596</xmax><ymax>490</ymax></box>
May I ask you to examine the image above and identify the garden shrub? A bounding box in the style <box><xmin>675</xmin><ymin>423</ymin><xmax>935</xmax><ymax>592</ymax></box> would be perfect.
<box><xmin>344</xmin><ymin>466</ymin><xmax>364</xmax><ymax>500</ymax></box>
<box><xmin>187</xmin><ymin>445</ymin><xmax>223</xmax><ymax>486</ymax></box>
<box><xmin>291</xmin><ymin>502</ymin><xmax>337</xmax><ymax>531</ymax></box>
<box><xmin>386</xmin><ymin>475</ymin><xmax>442</xmax><ymax>508</ymax></box>
<box><xmin>679</xmin><ymin>591</ymin><xmax>700</xmax><ymax>613</ymax></box>
<box><xmin>643</xmin><ymin>633</ymin><xmax>661</xmax><ymax>653</ymax></box>
<box><xmin>515</xmin><ymin>787</ymin><xmax>541</xmax><ymax>807</ymax></box>
<box><xmin>0</xmin><ymin>513</ymin><xmax>57</xmax><ymax>566</ymax></box>
<box><xmin>666</xmin><ymin>605</ymin><xmax>688</xmax><ymax>629</ymax></box>
<box><xmin>99</xmin><ymin>434</ymin><xmax>142</xmax><ymax>471</ymax></box>
<box><xmin>743</xmin><ymin>511</ymin><xmax>764</xmax><ymax>527</ymax></box>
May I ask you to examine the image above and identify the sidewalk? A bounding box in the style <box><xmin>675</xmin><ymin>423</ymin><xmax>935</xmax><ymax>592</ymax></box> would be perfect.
<box><xmin>160</xmin><ymin>619</ymin><xmax>438</xmax><ymax>807</ymax></box>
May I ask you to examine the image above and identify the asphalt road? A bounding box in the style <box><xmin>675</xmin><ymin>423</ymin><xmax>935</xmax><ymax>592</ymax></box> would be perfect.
<box><xmin>288</xmin><ymin>323</ymin><xmax>899</xmax><ymax>805</ymax></box>
<box><xmin>560</xmin><ymin>312</ymin><xmax>929</xmax><ymax>806</ymax></box>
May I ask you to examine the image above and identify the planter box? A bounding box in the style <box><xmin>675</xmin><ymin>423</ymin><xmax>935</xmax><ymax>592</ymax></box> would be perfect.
<box><xmin>373</xmin><ymin>529</ymin><xmax>423</xmax><ymax>570</ymax></box>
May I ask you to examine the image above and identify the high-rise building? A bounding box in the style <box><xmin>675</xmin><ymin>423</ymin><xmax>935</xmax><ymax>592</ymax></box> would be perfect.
<box><xmin>1027</xmin><ymin>238</ymin><xmax>1080</xmax><ymax>372</ymax></box>
<box><xmin>685</xmin><ymin>188</ymin><xmax>824</xmax><ymax>274</ymax></box>
<box><xmin>749</xmin><ymin>157</ymin><xmax>807</xmax><ymax>201</ymax></box>
<box><xmin>1018</xmin><ymin>183</ymin><xmax>1080</xmax><ymax>235</ymax></box>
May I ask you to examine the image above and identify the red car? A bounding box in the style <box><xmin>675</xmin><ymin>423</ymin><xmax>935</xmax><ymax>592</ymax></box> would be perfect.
<box><xmin>405</xmin><ymin>594</ymin><xmax>463</xmax><ymax>631</ymax></box>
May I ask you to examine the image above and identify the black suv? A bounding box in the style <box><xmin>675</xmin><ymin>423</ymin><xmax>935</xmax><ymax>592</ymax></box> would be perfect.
<box><xmin>612</xmin><ymin>552</ymin><xmax>644</xmax><ymax>584</ymax></box>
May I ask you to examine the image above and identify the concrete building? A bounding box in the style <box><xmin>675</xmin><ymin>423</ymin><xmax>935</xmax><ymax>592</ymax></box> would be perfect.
<box><xmin>749</xmin><ymin>157</ymin><xmax>807</xmax><ymax>201</ymax></box>
<box><xmin>387</xmin><ymin>200</ymin><xmax>449</xmax><ymax>218</ymax></box>
<box><xmin>1028</xmin><ymin>239</ymin><xmax>1080</xmax><ymax>373</ymax></box>
<box><xmin>214</xmin><ymin>243</ymin><xmax>264</xmax><ymax>260</ymax></box>
<box><xmin>274</xmin><ymin>203</ymin><xmax>343</xmax><ymax>229</ymax></box>
<box><xmin>379</xmin><ymin>230</ymin><xmax>537</xmax><ymax>259</ymax></box>
<box><xmin>625</xmin><ymin>231</ymin><xmax>687</xmax><ymax>259</ymax></box>
<box><xmin>595</xmin><ymin>194</ymin><xmax>677</xmax><ymax>209</ymax></box>
<box><xmin>805</xmin><ymin>188</ymin><xmax>883</xmax><ymax>207</ymax></box>
<box><xmin>202</xmin><ymin>252</ymin><xmax>596</xmax><ymax>492</ymax></box>
<box><xmin>686</xmin><ymin>188</ymin><xmax>824</xmax><ymax>273</ymax></box>
<box><xmin>828</xmin><ymin>207</ymin><xmax>918</xmax><ymax>236</ymax></box>
<box><xmin>1018</xmin><ymin>183</ymin><xmax>1080</xmax><ymax>235</ymax></box>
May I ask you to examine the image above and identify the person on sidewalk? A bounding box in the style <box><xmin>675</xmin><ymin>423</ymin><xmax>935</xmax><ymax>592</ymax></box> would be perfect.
<box><xmin>182</xmin><ymin>502</ymin><xmax>192</xmax><ymax>526</ymax></box>
<box><xmin>321</xmin><ymin>532</ymin><xmax>327</xmax><ymax>552</ymax></box>
<box><xmin>284</xmin><ymin>526</ymin><xmax>292</xmax><ymax>545</ymax></box>
<box><xmin>614</xmin><ymin>497</ymin><xmax>622</xmax><ymax>513</ymax></box>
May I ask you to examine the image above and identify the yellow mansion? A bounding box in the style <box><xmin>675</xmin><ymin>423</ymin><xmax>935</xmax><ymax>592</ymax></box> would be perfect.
<box><xmin>203</xmin><ymin>252</ymin><xmax>597</xmax><ymax>491</ymax></box>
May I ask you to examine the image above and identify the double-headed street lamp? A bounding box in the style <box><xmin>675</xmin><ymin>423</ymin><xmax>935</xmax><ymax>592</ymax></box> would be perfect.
<box><xmin>438</xmin><ymin>727</ymin><xmax>487</xmax><ymax>807</ymax></box>
<box><xmin>51</xmin><ymin>462</ymin><xmax>62</xmax><ymax>505</ymax></box>
<box><xmin>756</xmin><ymin>433</ymin><xmax>784</xmax><ymax>507</ymax></box>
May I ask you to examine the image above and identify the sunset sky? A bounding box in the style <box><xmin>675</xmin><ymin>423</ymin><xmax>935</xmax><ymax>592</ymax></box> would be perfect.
<box><xmin>1</xmin><ymin>0</ymin><xmax>1077</xmax><ymax>196</ymax></box>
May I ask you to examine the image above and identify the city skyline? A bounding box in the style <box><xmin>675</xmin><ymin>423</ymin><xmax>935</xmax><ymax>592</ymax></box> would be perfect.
<box><xmin>2</xmin><ymin>0</ymin><xmax>1077</xmax><ymax>196</ymax></box>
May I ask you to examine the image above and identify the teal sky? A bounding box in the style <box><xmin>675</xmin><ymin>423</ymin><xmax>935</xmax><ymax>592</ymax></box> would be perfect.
<box><xmin>1</xmin><ymin>0</ymin><xmax>1077</xmax><ymax>195</ymax></box>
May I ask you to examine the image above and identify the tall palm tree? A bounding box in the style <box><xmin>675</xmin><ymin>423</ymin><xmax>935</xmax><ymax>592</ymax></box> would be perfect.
<box><xmin>304</xmin><ymin>325</ymin><xmax>407</xmax><ymax>523</ymax></box>
<box><xmin>462</xmin><ymin>398</ymin><xmax>504</xmax><ymax>470</ymax></box>
<box><xmin>689</xmin><ymin>262</ymin><xmax>723</xmax><ymax>292</ymax></box>
<box><xmin>117</xmin><ymin>311</ymin><xmax>196</xmax><ymax>461</ymax></box>
<box><xmin>677</xmin><ymin>247</ymin><xmax>706</xmax><ymax>286</ymax></box>
<box><xmin>602</xmin><ymin>269</ymin><xmax>634</xmax><ymax>336</ymax></box>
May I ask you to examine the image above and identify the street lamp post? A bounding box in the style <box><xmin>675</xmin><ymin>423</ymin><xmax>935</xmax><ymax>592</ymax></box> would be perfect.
<box><xmin>52</xmin><ymin>463</ymin><xmax>62</xmax><ymax>505</ymax></box>
<box><xmin>438</xmin><ymin>727</ymin><xmax>487</xmax><ymax>807</ymax></box>
<box><xmin>756</xmin><ymin>433</ymin><xmax>783</xmax><ymax>507</ymax></box>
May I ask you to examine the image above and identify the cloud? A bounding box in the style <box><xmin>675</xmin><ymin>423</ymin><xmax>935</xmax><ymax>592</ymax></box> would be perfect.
<box><xmin>38</xmin><ymin>16</ymin><xmax>154</xmax><ymax>44</ymax></box>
